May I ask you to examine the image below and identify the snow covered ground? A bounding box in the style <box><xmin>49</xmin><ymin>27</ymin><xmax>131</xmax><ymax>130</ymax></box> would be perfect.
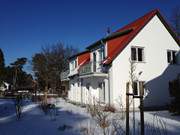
<box><xmin>0</xmin><ymin>98</ymin><xmax>180</xmax><ymax>135</ymax></box>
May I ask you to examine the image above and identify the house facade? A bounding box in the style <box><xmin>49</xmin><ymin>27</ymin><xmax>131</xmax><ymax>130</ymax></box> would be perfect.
<box><xmin>61</xmin><ymin>9</ymin><xmax>180</xmax><ymax>109</ymax></box>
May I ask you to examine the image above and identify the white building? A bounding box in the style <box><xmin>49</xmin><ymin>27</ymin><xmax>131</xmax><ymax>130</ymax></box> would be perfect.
<box><xmin>61</xmin><ymin>9</ymin><xmax>180</xmax><ymax>109</ymax></box>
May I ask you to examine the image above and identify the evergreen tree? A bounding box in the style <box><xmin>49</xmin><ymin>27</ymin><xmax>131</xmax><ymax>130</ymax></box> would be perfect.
<box><xmin>0</xmin><ymin>48</ymin><xmax>5</xmax><ymax>85</ymax></box>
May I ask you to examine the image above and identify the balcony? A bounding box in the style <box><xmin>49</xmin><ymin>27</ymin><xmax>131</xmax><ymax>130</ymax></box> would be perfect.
<box><xmin>79</xmin><ymin>62</ymin><xmax>92</xmax><ymax>75</ymax></box>
<box><xmin>60</xmin><ymin>70</ymin><xmax>69</xmax><ymax>81</ymax></box>
<box><xmin>79</xmin><ymin>61</ymin><xmax>108</xmax><ymax>78</ymax></box>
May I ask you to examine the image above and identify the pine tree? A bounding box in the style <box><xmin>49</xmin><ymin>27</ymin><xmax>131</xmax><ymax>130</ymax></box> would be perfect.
<box><xmin>0</xmin><ymin>48</ymin><xmax>5</xmax><ymax>85</ymax></box>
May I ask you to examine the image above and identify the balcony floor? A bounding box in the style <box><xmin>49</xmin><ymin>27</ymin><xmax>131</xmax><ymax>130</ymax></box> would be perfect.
<box><xmin>79</xmin><ymin>72</ymin><xmax>108</xmax><ymax>78</ymax></box>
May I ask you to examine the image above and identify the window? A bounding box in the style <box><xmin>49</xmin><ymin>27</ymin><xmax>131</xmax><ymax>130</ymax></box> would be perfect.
<box><xmin>78</xmin><ymin>82</ymin><xmax>80</xmax><ymax>87</ymax></box>
<box><xmin>138</xmin><ymin>48</ymin><xmax>143</xmax><ymax>61</ymax></box>
<box><xmin>81</xmin><ymin>79</ymin><xmax>83</xmax><ymax>86</ymax></box>
<box><xmin>167</xmin><ymin>50</ymin><xmax>177</xmax><ymax>64</ymax></box>
<box><xmin>86</xmin><ymin>83</ymin><xmax>90</xmax><ymax>90</ymax></box>
<box><xmin>132</xmin><ymin>81</ymin><xmax>145</xmax><ymax>95</ymax></box>
<box><xmin>71</xmin><ymin>83</ymin><xmax>74</xmax><ymax>89</ymax></box>
<box><xmin>99</xmin><ymin>46</ymin><xmax>105</xmax><ymax>61</ymax></box>
<box><xmin>70</xmin><ymin>59</ymin><xmax>77</xmax><ymax>70</ymax></box>
<box><xmin>131</xmin><ymin>47</ymin><xmax>144</xmax><ymax>62</ymax></box>
<box><xmin>131</xmin><ymin>48</ymin><xmax>137</xmax><ymax>61</ymax></box>
<box><xmin>93</xmin><ymin>52</ymin><xmax>96</xmax><ymax>72</ymax></box>
<box><xmin>75</xmin><ymin>59</ymin><xmax>77</xmax><ymax>68</ymax></box>
<box><xmin>99</xmin><ymin>82</ymin><xmax>105</xmax><ymax>102</ymax></box>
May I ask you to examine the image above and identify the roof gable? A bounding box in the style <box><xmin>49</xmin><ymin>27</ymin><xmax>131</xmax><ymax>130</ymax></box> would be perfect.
<box><xmin>103</xmin><ymin>9</ymin><xmax>180</xmax><ymax>65</ymax></box>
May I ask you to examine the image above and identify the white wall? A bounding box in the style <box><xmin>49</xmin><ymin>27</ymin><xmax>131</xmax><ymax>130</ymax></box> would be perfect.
<box><xmin>81</xmin><ymin>77</ymin><xmax>109</xmax><ymax>104</ymax></box>
<box><xmin>68</xmin><ymin>76</ymin><xmax>80</xmax><ymax>102</ymax></box>
<box><xmin>68</xmin><ymin>76</ymin><xmax>109</xmax><ymax>105</ymax></box>
<box><xmin>111</xmin><ymin>15</ymin><xmax>180</xmax><ymax>108</ymax></box>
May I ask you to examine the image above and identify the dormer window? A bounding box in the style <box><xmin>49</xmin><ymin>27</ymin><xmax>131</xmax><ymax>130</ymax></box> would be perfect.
<box><xmin>98</xmin><ymin>46</ymin><xmax>105</xmax><ymax>62</ymax></box>
<box><xmin>70</xmin><ymin>59</ymin><xmax>77</xmax><ymax>70</ymax></box>
<box><xmin>131</xmin><ymin>47</ymin><xmax>144</xmax><ymax>62</ymax></box>
<box><xmin>167</xmin><ymin>50</ymin><xmax>177</xmax><ymax>64</ymax></box>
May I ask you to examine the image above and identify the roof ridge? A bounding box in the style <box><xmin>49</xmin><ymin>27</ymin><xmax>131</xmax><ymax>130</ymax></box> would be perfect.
<box><xmin>104</xmin><ymin>9</ymin><xmax>160</xmax><ymax>64</ymax></box>
<box><xmin>115</xmin><ymin>9</ymin><xmax>158</xmax><ymax>33</ymax></box>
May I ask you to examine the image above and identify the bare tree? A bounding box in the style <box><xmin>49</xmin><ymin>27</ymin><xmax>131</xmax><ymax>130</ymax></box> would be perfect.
<box><xmin>32</xmin><ymin>42</ymin><xmax>78</xmax><ymax>100</ymax></box>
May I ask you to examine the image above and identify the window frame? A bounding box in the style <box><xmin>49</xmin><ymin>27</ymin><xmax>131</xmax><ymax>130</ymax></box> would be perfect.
<box><xmin>70</xmin><ymin>58</ymin><xmax>78</xmax><ymax>71</ymax></box>
<box><xmin>131</xmin><ymin>46</ymin><xmax>145</xmax><ymax>62</ymax></box>
<box><xmin>132</xmin><ymin>81</ymin><xmax>145</xmax><ymax>96</ymax></box>
<box><xmin>167</xmin><ymin>50</ymin><xmax>177</xmax><ymax>64</ymax></box>
<box><xmin>98</xmin><ymin>47</ymin><xmax>105</xmax><ymax>62</ymax></box>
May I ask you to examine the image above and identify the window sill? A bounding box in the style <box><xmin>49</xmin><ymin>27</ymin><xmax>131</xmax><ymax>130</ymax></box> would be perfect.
<box><xmin>131</xmin><ymin>61</ymin><xmax>146</xmax><ymax>64</ymax></box>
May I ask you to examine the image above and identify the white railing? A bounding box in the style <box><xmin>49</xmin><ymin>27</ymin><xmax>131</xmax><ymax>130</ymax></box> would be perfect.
<box><xmin>79</xmin><ymin>61</ymin><xmax>103</xmax><ymax>75</ymax></box>
<box><xmin>69</xmin><ymin>68</ymin><xmax>78</xmax><ymax>76</ymax></box>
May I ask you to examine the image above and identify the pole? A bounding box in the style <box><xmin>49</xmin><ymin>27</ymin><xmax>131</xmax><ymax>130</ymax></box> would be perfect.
<box><xmin>126</xmin><ymin>82</ymin><xmax>130</xmax><ymax>135</ymax></box>
<box><xmin>139</xmin><ymin>82</ymin><xmax>144</xmax><ymax>135</ymax></box>
<box><xmin>133</xmin><ymin>96</ymin><xmax>135</xmax><ymax>135</ymax></box>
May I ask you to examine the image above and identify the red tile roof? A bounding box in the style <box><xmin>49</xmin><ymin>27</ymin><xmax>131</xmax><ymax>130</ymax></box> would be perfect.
<box><xmin>71</xmin><ymin>9</ymin><xmax>179</xmax><ymax>68</ymax></box>
<box><xmin>103</xmin><ymin>9</ymin><xmax>179</xmax><ymax>65</ymax></box>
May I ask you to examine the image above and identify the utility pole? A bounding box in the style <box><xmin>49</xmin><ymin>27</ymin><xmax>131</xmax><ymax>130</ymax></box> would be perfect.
<box><xmin>126</xmin><ymin>82</ymin><xmax>130</xmax><ymax>135</ymax></box>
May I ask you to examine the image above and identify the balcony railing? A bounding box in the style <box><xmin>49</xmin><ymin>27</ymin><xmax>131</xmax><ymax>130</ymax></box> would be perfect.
<box><xmin>69</xmin><ymin>68</ymin><xmax>78</xmax><ymax>76</ymax></box>
<box><xmin>60</xmin><ymin>70</ymin><xmax>70</xmax><ymax>81</ymax></box>
<box><xmin>79</xmin><ymin>61</ymin><xmax>104</xmax><ymax>75</ymax></box>
<box><xmin>79</xmin><ymin>62</ymin><xmax>92</xmax><ymax>75</ymax></box>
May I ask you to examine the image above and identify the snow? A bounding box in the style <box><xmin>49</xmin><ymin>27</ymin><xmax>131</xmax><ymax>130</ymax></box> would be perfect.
<box><xmin>0</xmin><ymin>98</ymin><xmax>180</xmax><ymax>135</ymax></box>
<box><xmin>0</xmin><ymin>98</ymin><xmax>89</xmax><ymax>135</ymax></box>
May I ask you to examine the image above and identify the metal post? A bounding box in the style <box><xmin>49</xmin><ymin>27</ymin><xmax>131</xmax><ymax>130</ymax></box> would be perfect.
<box><xmin>139</xmin><ymin>82</ymin><xmax>144</xmax><ymax>135</ymax></box>
<box><xmin>133</xmin><ymin>96</ymin><xmax>135</xmax><ymax>135</ymax></box>
<box><xmin>126</xmin><ymin>82</ymin><xmax>130</xmax><ymax>135</ymax></box>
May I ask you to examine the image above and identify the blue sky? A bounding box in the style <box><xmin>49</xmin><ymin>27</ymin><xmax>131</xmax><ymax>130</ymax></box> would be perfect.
<box><xmin>0</xmin><ymin>0</ymin><xmax>179</xmax><ymax>72</ymax></box>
